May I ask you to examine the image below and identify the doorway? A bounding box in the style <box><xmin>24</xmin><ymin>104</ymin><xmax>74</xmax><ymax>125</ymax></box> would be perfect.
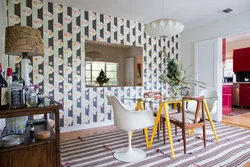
<box><xmin>222</xmin><ymin>32</ymin><xmax>250</xmax><ymax>117</ymax></box>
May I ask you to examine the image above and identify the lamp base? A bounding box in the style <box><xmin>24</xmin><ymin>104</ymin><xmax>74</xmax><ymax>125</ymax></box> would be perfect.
<box><xmin>22</xmin><ymin>58</ymin><xmax>31</xmax><ymax>86</ymax></box>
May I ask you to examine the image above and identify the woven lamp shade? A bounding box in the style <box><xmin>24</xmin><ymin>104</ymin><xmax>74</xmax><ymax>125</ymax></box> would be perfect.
<box><xmin>5</xmin><ymin>26</ymin><xmax>44</xmax><ymax>56</ymax></box>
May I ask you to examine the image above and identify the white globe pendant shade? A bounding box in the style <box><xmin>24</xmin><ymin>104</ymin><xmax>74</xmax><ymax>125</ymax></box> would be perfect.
<box><xmin>144</xmin><ymin>19</ymin><xmax>184</xmax><ymax>38</ymax></box>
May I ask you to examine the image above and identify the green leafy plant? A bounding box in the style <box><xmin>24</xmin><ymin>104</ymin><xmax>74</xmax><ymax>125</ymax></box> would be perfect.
<box><xmin>96</xmin><ymin>69</ymin><xmax>109</xmax><ymax>87</ymax></box>
<box><xmin>159</xmin><ymin>51</ymin><xmax>206</xmax><ymax>96</ymax></box>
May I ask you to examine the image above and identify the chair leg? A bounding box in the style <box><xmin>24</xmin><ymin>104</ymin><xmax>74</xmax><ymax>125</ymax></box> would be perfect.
<box><xmin>203</xmin><ymin>123</ymin><xmax>206</xmax><ymax>148</ymax></box>
<box><xmin>175</xmin><ymin>125</ymin><xmax>177</xmax><ymax>136</ymax></box>
<box><xmin>163</xmin><ymin>118</ymin><xmax>166</xmax><ymax>144</ymax></box>
<box><xmin>182</xmin><ymin>128</ymin><xmax>187</xmax><ymax>154</ymax></box>
<box><xmin>160</xmin><ymin>118</ymin><xmax>162</xmax><ymax>130</ymax></box>
<box><xmin>157</xmin><ymin>121</ymin><xmax>160</xmax><ymax>139</ymax></box>
<box><xmin>114</xmin><ymin>131</ymin><xmax>146</xmax><ymax>162</ymax></box>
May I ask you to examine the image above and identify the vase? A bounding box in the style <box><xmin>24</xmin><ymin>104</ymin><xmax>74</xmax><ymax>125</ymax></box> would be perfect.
<box><xmin>169</xmin><ymin>84</ymin><xmax>181</xmax><ymax>98</ymax></box>
<box><xmin>25</xmin><ymin>85</ymin><xmax>38</xmax><ymax>107</ymax></box>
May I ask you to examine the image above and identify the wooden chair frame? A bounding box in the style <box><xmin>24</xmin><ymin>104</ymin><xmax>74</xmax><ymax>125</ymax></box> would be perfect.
<box><xmin>169</xmin><ymin>95</ymin><xmax>206</xmax><ymax>154</ymax></box>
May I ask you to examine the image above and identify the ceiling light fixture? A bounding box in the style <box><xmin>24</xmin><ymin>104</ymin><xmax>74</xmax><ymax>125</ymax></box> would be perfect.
<box><xmin>144</xmin><ymin>0</ymin><xmax>184</xmax><ymax>38</ymax></box>
<box><xmin>86</xmin><ymin>41</ymin><xmax>103</xmax><ymax>61</ymax></box>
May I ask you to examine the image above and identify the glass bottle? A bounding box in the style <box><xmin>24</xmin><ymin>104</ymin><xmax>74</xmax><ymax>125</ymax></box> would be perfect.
<box><xmin>25</xmin><ymin>85</ymin><xmax>37</xmax><ymax>107</ymax></box>
<box><xmin>0</xmin><ymin>63</ymin><xmax>8</xmax><ymax>110</ymax></box>
<box><xmin>16</xmin><ymin>64</ymin><xmax>25</xmax><ymax>86</ymax></box>
<box><xmin>6</xmin><ymin>68</ymin><xmax>13</xmax><ymax>86</ymax></box>
<box><xmin>8</xmin><ymin>72</ymin><xmax>25</xmax><ymax>108</ymax></box>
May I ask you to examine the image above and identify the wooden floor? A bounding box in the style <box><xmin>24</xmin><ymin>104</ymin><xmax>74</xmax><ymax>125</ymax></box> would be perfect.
<box><xmin>221</xmin><ymin>112</ymin><xmax>250</xmax><ymax>129</ymax></box>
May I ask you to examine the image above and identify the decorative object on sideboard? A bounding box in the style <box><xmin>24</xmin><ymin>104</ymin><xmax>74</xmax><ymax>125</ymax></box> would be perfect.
<box><xmin>37</xmin><ymin>92</ymin><xmax>44</xmax><ymax>107</ymax></box>
<box><xmin>8</xmin><ymin>72</ymin><xmax>25</xmax><ymax>109</ymax></box>
<box><xmin>36</xmin><ymin>131</ymin><xmax>50</xmax><ymax>140</ymax></box>
<box><xmin>0</xmin><ymin>63</ymin><xmax>8</xmax><ymax>110</ymax></box>
<box><xmin>144</xmin><ymin>0</ymin><xmax>184</xmax><ymax>38</ymax></box>
<box><xmin>86</xmin><ymin>40</ymin><xmax>103</xmax><ymax>61</ymax></box>
<box><xmin>24</xmin><ymin>84</ymin><xmax>39</xmax><ymax>107</ymax></box>
<box><xmin>0</xmin><ymin>133</ymin><xmax>24</xmax><ymax>147</ymax></box>
<box><xmin>4</xmin><ymin>26</ymin><xmax>44</xmax><ymax>135</ymax></box>
<box><xmin>5</xmin><ymin>26</ymin><xmax>44</xmax><ymax>108</ymax></box>
<box><xmin>5</xmin><ymin>26</ymin><xmax>44</xmax><ymax>86</ymax></box>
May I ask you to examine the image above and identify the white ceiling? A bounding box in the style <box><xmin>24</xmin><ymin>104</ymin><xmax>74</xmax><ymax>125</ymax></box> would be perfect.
<box><xmin>46</xmin><ymin>0</ymin><xmax>250</xmax><ymax>30</ymax></box>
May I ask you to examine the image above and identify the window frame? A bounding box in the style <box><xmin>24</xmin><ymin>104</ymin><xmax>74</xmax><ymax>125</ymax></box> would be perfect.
<box><xmin>86</xmin><ymin>61</ymin><xmax>119</xmax><ymax>87</ymax></box>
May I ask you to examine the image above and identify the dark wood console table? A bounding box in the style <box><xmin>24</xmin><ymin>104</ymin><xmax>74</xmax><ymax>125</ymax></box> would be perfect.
<box><xmin>0</xmin><ymin>97</ymin><xmax>62</xmax><ymax>167</ymax></box>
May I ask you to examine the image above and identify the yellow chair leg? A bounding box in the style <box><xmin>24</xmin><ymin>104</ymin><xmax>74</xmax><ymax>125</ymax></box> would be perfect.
<box><xmin>134</xmin><ymin>101</ymin><xmax>145</xmax><ymax>140</ymax></box>
<box><xmin>144</xmin><ymin>128</ymin><xmax>149</xmax><ymax>148</ymax></box>
<box><xmin>136</xmin><ymin>101</ymin><xmax>144</xmax><ymax>111</ymax></box>
<box><xmin>204</xmin><ymin>100</ymin><xmax>219</xmax><ymax>143</ymax></box>
<box><xmin>148</xmin><ymin>104</ymin><xmax>163</xmax><ymax>148</ymax></box>
<box><xmin>163</xmin><ymin>103</ymin><xmax>175</xmax><ymax>159</ymax></box>
<box><xmin>188</xmin><ymin>128</ymin><xmax>195</xmax><ymax>136</ymax></box>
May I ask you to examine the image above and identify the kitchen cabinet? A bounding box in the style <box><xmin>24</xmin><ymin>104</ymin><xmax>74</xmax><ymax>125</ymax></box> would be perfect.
<box><xmin>233</xmin><ymin>49</ymin><xmax>243</xmax><ymax>72</ymax></box>
<box><xmin>222</xmin><ymin>85</ymin><xmax>232</xmax><ymax>115</ymax></box>
<box><xmin>242</xmin><ymin>48</ymin><xmax>250</xmax><ymax>71</ymax></box>
<box><xmin>0</xmin><ymin>97</ymin><xmax>62</xmax><ymax>167</ymax></box>
<box><xmin>240</xmin><ymin>83</ymin><xmax>250</xmax><ymax>107</ymax></box>
<box><xmin>233</xmin><ymin>47</ymin><xmax>250</xmax><ymax>72</ymax></box>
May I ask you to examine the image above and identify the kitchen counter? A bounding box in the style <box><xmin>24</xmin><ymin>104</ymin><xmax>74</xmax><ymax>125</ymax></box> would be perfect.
<box><xmin>233</xmin><ymin>82</ymin><xmax>250</xmax><ymax>84</ymax></box>
<box><xmin>222</xmin><ymin>82</ymin><xmax>233</xmax><ymax>85</ymax></box>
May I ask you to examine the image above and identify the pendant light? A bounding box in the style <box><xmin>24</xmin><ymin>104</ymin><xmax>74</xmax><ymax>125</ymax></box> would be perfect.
<box><xmin>86</xmin><ymin>41</ymin><xmax>103</xmax><ymax>61</ymax></box>
<box><xmin>144</xmin><ymin>0</ymin><xmax>184</xmax><ymax>38</ymax></box>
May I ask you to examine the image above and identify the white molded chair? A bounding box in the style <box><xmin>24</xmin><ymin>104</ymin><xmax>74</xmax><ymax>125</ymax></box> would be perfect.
<box><xmin>107</xmin><ymin>96</ymin><xmax>154</xmax><ymax>162</ymax></box>
<box><xmin>187</xmin><ymin>89</ymin><xmax>219</xmax><ymax>115</ymax></box>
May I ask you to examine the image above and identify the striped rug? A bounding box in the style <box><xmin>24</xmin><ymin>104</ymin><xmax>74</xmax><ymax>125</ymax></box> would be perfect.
<box><xmin>61</xmin><ymin>122</ymin><xmax>250</xmax><ymax>167</ymax></box>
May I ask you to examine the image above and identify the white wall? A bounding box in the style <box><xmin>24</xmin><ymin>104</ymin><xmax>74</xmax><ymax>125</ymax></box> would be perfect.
<box><xmin>180</xmin><ymin>10</ymin><xmax>250</xmax><ymax>86</ymax></box>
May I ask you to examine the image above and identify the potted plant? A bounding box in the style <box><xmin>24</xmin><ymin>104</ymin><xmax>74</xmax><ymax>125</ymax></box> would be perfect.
<box><xmin>96</xmin><ymin>69</ymin><xmax>109</xmax><ymax>87</ymax></box>
<box><xmin>159</xmin><ymin>51</ymin><xmax>206</xmax><ymax>97</ymax></box>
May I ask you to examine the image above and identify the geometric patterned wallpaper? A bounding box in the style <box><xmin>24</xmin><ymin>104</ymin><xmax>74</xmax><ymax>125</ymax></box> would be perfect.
<box><xmin>7</xmin><ymin>0</ymin><xmax>179</xmax><ymax>130</ymax></box>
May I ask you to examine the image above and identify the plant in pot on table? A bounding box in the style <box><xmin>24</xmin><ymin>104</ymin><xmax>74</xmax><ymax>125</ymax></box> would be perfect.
<box><xmin>96</xmin><ymin>69</ymin><xmax>109</xmax><ymax>87</ymax></box>
<box><xmin>159</xmin><ymin>51</ymin><xmax>206</xmax><ymax>97</ymax></box>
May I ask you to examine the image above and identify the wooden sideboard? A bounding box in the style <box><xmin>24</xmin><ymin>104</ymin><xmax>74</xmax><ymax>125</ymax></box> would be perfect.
<box><xmin>0</xmin><ymin>98</ymin><xmax>62</xmax><ymax>167</ymax></box>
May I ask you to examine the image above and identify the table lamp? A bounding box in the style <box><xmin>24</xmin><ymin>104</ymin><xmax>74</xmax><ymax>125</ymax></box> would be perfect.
<box><xmin>4</xmin><ymin>26</ymin><xmax>44</xmax><ymax>86</ymax></box>
<box><xmin>4</xmin><ymin>26</ymin><xmax>44</xmax><ymax>133</ymax></box>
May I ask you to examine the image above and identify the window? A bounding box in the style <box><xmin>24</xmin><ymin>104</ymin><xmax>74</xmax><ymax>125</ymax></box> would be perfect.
<box><xmin>223</xmin><ymin>59</ymin><xmax>233</xmax><ymax>77</ymax></box>
<box><xmin>86</xmin><ymin>61</ymin><xmax>118</xmax><ymax>86</ymax></box>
